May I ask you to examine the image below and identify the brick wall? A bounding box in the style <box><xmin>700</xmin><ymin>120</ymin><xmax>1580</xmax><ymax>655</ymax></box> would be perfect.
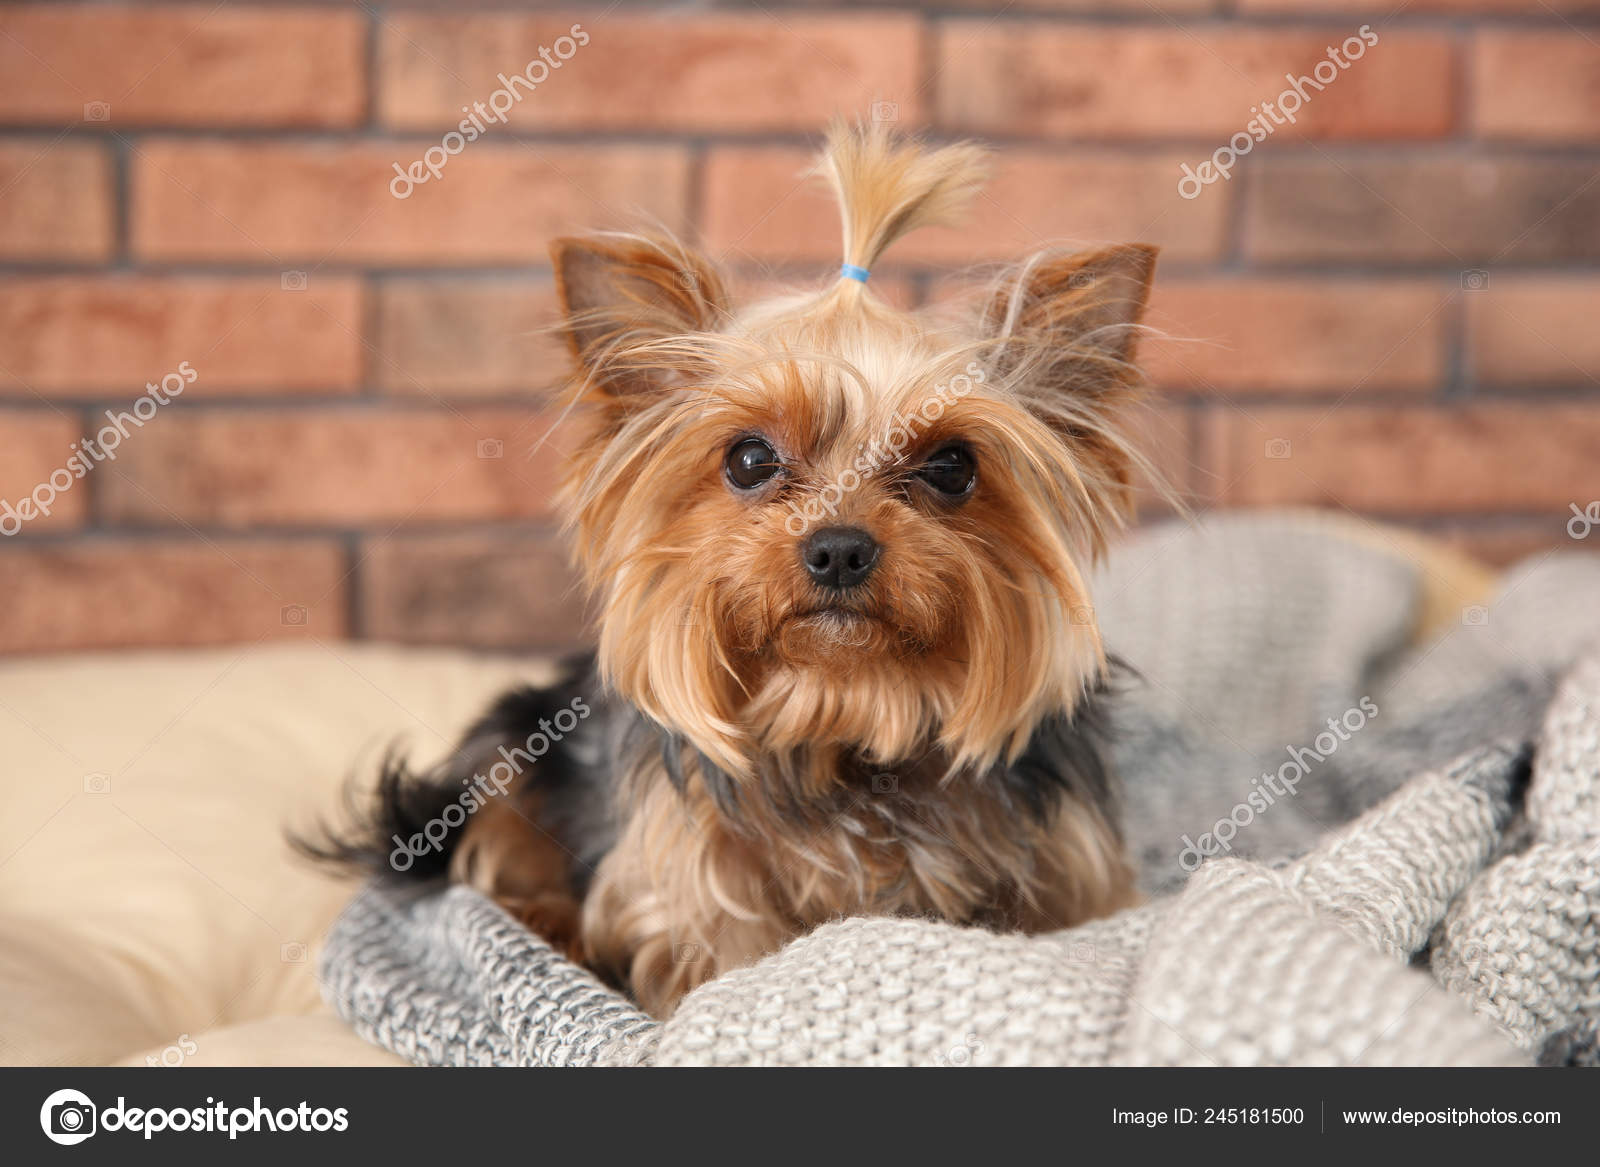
<box><xmin>1</xmin><ymin>2</ymin><xmax>1597</xmax><ymax>656</ymax></box>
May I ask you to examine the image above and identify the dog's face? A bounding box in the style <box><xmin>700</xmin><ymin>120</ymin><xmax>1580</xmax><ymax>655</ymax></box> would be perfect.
<box><xmin>550</xmin><ymin>130</ymin><xmax>1158</xmax><ymax>779</ymax></box>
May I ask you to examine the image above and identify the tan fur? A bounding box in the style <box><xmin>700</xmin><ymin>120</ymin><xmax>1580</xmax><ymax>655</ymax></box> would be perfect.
<box><xmin>466</xmin><ymin>122</ymin><xmax>1164</xmax><ymax>1017</ymax></box>
<box><xmin>451</xmin><ymin>795</ymin><xmax>584</xmax><ymax>962</ymax></box>
<box><xmin>819</xmin><ymin>120</ymin><xmax>989</xmax><ymax>275</ymax></box>
<box><xmin>582</xmin><ymin>748</ymin><xmax>1138</xmax><ymax>1016</ymax></box>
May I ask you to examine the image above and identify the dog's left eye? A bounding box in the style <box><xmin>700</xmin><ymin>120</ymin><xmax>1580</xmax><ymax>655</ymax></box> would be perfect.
<box><xmin>725</xmin><ymin>437</ymin><xmax>781</xmax><ymax>489</ymax></box>
<box><xmin>917</xmin><ymin>444</ymin><xmax>976</xmax><ymax>497</ymax></box>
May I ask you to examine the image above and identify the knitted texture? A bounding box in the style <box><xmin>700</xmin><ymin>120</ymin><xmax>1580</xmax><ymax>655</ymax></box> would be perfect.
<box><xmin>1430</xmin><ymin>655</ymin><xmax>1600</xmax><ymax>1051</ymax></box>
<box><xmin>320</xmin><ymin>517</ymin><xmax>1600</xmax><ymax>1066</ymax></box>
<box><xmin>324</xmin><ymin>885</ymin><xmax>659</xmax><ymax>1066</ymax></box>
<box><xmin>1117</xmin><ymin>747</ymin><xmax>1524</xmax><ymax>1068</ymax></box>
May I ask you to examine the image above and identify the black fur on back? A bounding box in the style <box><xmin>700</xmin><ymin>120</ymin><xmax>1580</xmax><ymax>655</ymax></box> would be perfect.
<box><xmin>293</xmin><ymin>652</ymin><xmax>621</xmax><ymax>891</ymax></box>
<box><xmin>997</xmin><ymin>657</ymin><xmax>1128</xmax><ymax>833</ymax></box>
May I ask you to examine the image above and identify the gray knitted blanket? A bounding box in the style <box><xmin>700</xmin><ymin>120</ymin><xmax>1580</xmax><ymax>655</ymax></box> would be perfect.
<box><xmin>322</xmin><ymin>515</ymin><xmax>1600</xmax><ymax>1066</ymax></box>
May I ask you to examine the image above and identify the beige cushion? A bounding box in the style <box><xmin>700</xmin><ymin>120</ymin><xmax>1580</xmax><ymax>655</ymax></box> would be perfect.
<box><xmin>0</xmin><ymin>643</ymin><xmax>558</xmax><ymax>1067</ymax></box>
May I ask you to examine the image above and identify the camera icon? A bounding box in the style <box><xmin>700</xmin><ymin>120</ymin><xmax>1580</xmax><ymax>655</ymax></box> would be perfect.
<box><xmin>1460</xmin><ymin>269</ymin><xmax>1490</xmax><ymax>291</ymax></box>
<box><xmin>938</xmin><ymin>1033</ymin><xmax>984</xmax><ymax>1067</ymax></box>
<box><xmin>676</xmin><ymin>269</ymin><xmax>699</xmax><ymax>291</ymax></box>
<box><xmin>870</xmin><ymin>100</ymin><xmax>899</xmax><ymax>123</ymax></box>
<box><xmin>1067</xmin><ymin>270</ymin><xmax>1095</xmax><ymax>291</ymax></box>
<box><xmin>82</xmin><ymin>102</ymin><xmax>111</xmax><ymax>123</ymax></box>
<box><xmin>1069</xmin><ymin>604</ymin><xmax>1095</xmax><ymax>627</ymax></box>
<box><xmin>1264</xmin><ymin>438</ymin><xmax>1292</xmax><ymax>460</ymax></box>
<box><xmin>280</xmin><ymin>270</ymin><xmax>308</xmax><ymax>292</ymax></box>
<box><xmin>673</xmin><ymin>942</ymin><xmax>702</xmax><ymax>963</ymax></box>
<box><xmin>871</xmin><ymin>773</ymin><xmax>898</xmax><ymax>794</ymax></box>
<box><xmin>280</xmin><ymin>941</ymin><xmax>308</xmax><ymax>963</ymax></box>
<box><xmin>476</xmin><ymin>438</ymin><xmax>504</xmax><ymax>460</ymax></box>
<box><xmin>1454</xmin><ymin>940</ymin><xmax>1489</xmax><ymax>965</ymax></box>
<box><xmin>1068</xmin><ymin>940</ymin><xmax>1097</xmax><ymax>963</ymax></box>
<box><xmin>280</xmin><ymin>604</ymin><xmax>308</xmax><ymax>627</ymax></box>
<box><xmin>52</xmin><ymin>1100</ymin><xmax>94</xmax><ymax>1135</ymax></box>
<box><xmin>83</xmin><ymin>772</ymin><xmax>110</xmax><ymax>795</ymax></box>
<box><xmin>1461</xmin><ymin>605</ymin><xmax>1489</xmax><ymax>627</ymax></box>
<box><xmin>40</xmin><ymin>1089</ymin><xmax>97</xmax><ymax>1145</ymax></box>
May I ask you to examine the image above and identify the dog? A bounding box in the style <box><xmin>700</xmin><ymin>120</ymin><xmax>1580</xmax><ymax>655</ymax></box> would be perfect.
<box><xmin>315</xmin><ymin>122</ymin><xmax>1163</xmax><ymax>1018</ymax></box>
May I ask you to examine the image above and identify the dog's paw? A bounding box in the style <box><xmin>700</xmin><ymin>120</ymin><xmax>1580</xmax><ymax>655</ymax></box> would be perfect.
<box><xmin>501</xmin><ymin>892</ymin><xmax>584</xmax><ymax>963</ymax></box>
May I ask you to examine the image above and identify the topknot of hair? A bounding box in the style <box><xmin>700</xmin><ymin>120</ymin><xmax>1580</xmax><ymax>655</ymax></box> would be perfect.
<box><xmin>816</xmin><ymin>120</ymin><xmax>990</xmax><ymax>296</ymax></box>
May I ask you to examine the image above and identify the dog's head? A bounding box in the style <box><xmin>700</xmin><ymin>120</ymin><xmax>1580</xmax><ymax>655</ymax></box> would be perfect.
<box><xmin>551</xmin><ymin>122</ymin><xmax>1159</xmax><ymax>779</ymax></box>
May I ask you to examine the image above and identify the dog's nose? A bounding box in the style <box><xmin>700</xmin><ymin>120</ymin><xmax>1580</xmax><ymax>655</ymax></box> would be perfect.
<box><xmin>801</xmin><ymin>526</ymin><xmax>881</xmax><ymax>591</ymax></box>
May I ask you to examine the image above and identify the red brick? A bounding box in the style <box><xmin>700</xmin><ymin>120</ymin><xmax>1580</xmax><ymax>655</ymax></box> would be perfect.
<box><xmin>1144</xmin><ymin>280</ymin><xmax>1447</xmax><ymax>394</ymax></box>
<box><xmin>1467</xmin><ymin>278</ymin><xmax>1600</xmax><ymax>387</ymax></box>
<box><xmin>937</xmin><ymin>25</ymin><xmax>1453</xmax><ymax>140</ymax></box>
<box><xmin>0</xmin><ymin>278</ymin><xmax>364</xmax><ymax>397</ymax></box>
<box><xmin>0</xmin><ymin>142</ymin><xmax>113</xmax><ymax>261</ymax></box>
<box><xmin>0</xmin><ymin>412</ymin><xmax>86</xmax><ymax>534</ymax></box>
<box><xmin>130</xmin><ymin>142</ymin><xmax>691</xmax><ymax>265</ymax></box>
<box><xmin>1473</xmin><ymin>33</ymin><xmax>1600</xmax><ymax>142</ymax></box>
<box><xmin>361</xmin><ymin>529</ymin><xmax>590</xmax><ymax>650</ymax></box>
<box><xmin>703</xmin><ymin>148</ymin><xmax>1228</xmax><ymax>266</ymax></box>
<box><xmin>1241</xmin><ymin>0</ymin><xmax>1598</xmax><ymax>11</ymax></box>
<box><xmin>1129</xmin><ymin>404</ymin><xmax>1196</xmax><ymax>514</ymax></box>
<box><xmin>98</xmin><ymin>408</ymin><xmax>567</xmax><ymax>528</ymax></box>
<box><xmin>379</xmin><ymin>13</ymin><xmax>922</xmax><ymax>132</ymax></box>
<box><xmin>0</xmin><ymin>540</ymin><xmax>346</xmax><ymax>654</ymax></box>
<box><xmin>1246</xmin><ymin>158</ymin><xmax>1600</xmax><ymax>263</ymax></box>
<box><xmin>375</xmin><ymin>280</ymin><xmax>568</xmax><ymax>397</ymax></box>
<box><xmin>1204</xmin><ymin>404</ymin><xmax>1600</xmax><ymax>512</ymax></box>
<box><xmin>0</xmin><ymin>6</ymin><xmax>365</xmax><ymax>128</ymax></box>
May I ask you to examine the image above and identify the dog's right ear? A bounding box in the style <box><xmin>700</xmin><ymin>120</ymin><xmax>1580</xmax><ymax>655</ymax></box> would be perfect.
<box><xmin>550</xmin><ymin>234</ymin><xmax>730</xmax><ymax>398</ymax></box>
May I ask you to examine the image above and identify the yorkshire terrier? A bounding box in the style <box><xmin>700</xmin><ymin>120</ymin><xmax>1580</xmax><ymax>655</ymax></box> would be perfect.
<box><xmin>320</xmin><ymin>122</ymin><xmax>1162</xmax><ymax>1018</ymax></box>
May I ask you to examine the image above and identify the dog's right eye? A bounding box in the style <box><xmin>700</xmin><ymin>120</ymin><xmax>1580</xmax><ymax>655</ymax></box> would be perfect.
<box><xmin>725</xmin><ymin>438</ymin><xmax>781</xmax><ymax>489</ymax></box>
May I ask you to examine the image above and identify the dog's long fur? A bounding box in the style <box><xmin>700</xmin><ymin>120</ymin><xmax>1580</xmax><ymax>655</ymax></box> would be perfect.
<box><xmin>308</xmin><ymin>122</ymin><xmax>1161</xmax><ymax>1017</ymax></box>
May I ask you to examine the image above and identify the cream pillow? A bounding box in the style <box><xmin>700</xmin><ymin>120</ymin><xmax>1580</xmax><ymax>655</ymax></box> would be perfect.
<box><xmin>0</xmin><ymin>643</ymin><xmax>558</xmax><ymax>1067</ymax></box>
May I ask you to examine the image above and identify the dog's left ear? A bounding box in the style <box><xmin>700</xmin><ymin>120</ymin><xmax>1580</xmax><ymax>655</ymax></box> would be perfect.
<box><xmin>984</xmin><ymin>244</ymin><xmax>1160</xmax><ymax>515</ymax></box>
<box><xmin>985</xmin><ymin>243</ymin><xmax>1159</xmax><ymax>390</ymax></box>
<box><xmin>550</xmin><ymin>234</ymin><xmax>730</xmax><ymax>398</ymax></box>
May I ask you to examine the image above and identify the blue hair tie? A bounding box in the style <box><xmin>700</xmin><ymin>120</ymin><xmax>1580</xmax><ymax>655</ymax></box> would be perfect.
<box><xmin>840</xmin><ymin>263</ymin><xmax>870</xmax><ymax>284</ymax></box>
